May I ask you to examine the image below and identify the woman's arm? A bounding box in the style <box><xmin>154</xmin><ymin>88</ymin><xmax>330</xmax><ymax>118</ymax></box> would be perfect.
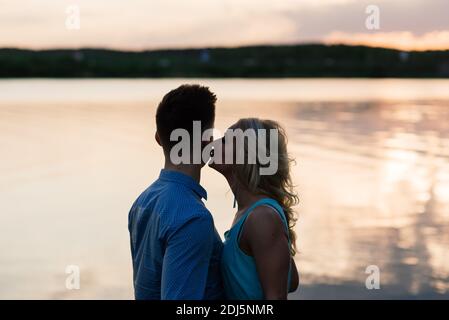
<box><xmin>240</xmin><ymin>206</ymin><xmax>291</xmax><ymax>300</ymax></box>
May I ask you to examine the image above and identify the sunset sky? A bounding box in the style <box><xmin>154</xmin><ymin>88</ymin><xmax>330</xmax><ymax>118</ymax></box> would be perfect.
<box><xmin>1</xmin><ymin>0</ymin><xmax>448</xmax><ymax>51</ymax></box>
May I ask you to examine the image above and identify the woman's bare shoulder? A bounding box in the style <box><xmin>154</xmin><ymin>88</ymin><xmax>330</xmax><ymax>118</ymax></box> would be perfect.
<box><xmin>244</xmin><ymin>205</ymin><xmax>286</xmax><ymax>237</ymax></box>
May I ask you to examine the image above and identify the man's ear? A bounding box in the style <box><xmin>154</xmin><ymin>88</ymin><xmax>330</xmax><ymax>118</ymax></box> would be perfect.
<box><xmin>155</xmin><ymin>131</ymin><xmax>162</xmax><ymax>147</ymax></box>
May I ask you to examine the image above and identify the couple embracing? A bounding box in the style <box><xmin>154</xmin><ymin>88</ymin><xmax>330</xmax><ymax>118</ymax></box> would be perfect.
<box><xmin>128</xmin><ymin>84</ymin><xmax>299</xmax><ymax>300</ymax></box>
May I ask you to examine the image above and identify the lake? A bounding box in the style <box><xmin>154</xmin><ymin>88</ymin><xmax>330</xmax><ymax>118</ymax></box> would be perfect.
<box><xmin>0</xmin><ymin>79</ymin><xmax>448</xmax><ymax>299</ymax></box>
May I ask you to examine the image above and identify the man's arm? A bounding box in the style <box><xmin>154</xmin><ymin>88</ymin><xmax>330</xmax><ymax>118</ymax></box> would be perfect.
<box><xmin>161</xmin><ymin>214</ymin><xmax>214</xmax><ymax>300</ymax></box>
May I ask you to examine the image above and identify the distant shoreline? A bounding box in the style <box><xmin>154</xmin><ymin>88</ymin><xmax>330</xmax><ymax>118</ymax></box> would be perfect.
<box><xmin>1</xmin><ymin>44</ymin><xmax>449</xmax><ymax>78</ymax></box>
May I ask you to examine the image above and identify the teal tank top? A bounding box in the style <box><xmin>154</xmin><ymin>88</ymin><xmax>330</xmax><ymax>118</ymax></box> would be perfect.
<box><xmin>221</xmin><ymin>198</ymin><xmax>292</xmax><ymax>300</ymax></box>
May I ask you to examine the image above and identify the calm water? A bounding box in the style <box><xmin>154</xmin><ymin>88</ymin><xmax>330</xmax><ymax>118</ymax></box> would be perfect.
<box><xmin>0</xmin><ymin>79</ymin><xmax>448</xmax><ymax>299</ymax></box>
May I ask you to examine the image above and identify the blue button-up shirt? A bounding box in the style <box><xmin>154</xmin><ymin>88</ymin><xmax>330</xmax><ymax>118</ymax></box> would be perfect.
<box><xmin>128</xmin><ymin>169</ymin><xmax>224</xmax><ymax>300</ymax></box>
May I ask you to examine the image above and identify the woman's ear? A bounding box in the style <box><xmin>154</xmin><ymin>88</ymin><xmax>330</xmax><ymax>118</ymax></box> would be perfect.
<box><xmin>155</xmin><ymin>131</ymin><xmax>162</xmax><ymax>147</ymax></box>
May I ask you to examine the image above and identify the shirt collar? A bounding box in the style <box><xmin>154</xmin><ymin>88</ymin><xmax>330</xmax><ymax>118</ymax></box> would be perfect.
<box><xmin>159</xmin><ymin>169</ymin><xmax>208</xmax><ymax>200</ymax></box>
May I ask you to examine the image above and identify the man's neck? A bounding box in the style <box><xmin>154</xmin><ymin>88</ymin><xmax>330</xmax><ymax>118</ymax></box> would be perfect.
<box><xmin>164</xmin><ymin>160</ymin><xmax>202</xmax><ymax>184</ymax></box>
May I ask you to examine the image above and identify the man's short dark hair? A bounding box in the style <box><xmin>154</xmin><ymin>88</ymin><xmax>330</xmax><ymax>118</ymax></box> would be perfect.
<box><xmin>156</xmin><ymin>84</ymin><xmax>216</xmax><ymax>151</ymax></box>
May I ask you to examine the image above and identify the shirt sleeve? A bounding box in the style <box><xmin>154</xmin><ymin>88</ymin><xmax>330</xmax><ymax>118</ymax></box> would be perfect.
<box><xmin>161</xmin><ymin>214</ymin><xmax>214</xmax><ymax>300</ymax></box>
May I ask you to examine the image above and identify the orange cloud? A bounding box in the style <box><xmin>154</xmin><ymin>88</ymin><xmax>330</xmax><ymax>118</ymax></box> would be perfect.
<box><xmin>324</xmin><ymin>30</ymin><xmax>449</xmax><ymax>51</ymax></box>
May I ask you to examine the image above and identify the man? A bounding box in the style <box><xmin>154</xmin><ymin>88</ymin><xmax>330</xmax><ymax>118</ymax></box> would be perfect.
<box><xmin>128</xmin><ymin>84</ymin><xmax>223</xmax><ymax>300</ymax></box>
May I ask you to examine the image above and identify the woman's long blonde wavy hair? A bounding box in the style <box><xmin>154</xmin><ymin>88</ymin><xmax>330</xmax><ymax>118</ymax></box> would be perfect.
<box><xmin>231</xmin><ymin>118</ymin><xmax>299</xmax><ymax>256</ymax></box>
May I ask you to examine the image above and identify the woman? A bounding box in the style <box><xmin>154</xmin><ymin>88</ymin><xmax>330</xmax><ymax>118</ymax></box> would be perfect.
<box><xmin>210</xmin><ymin>118</ymin><xmax>299</xmax><ymax>300</ymax></box>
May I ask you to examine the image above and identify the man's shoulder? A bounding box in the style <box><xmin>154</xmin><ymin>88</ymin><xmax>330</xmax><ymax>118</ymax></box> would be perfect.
<box><xmin>155</xmin><ymin>180</ymin><xmax>211</xmax><ymax>222</ymax></box>
<box><xmin>166</xmin><ymin>190</ymin><xmax>211</xmax><ymax>222</ymax></box>
<box><xmin>130</xmin><ymin>177</ymin><xmax>213</xmax><ymax>230</ymax></box>
<box><xmin>158</xmin><ymin>179</ymin><xmax>209</xmax><ymax>211</ymax></box>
